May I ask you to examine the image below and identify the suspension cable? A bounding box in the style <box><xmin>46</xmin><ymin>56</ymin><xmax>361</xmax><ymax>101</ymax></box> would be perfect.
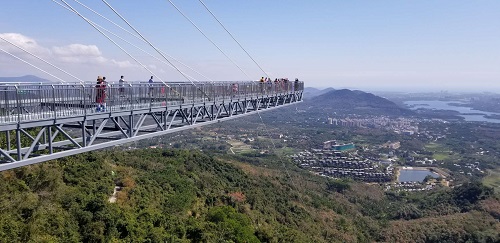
<box><xmin>57</xmin><ymin>0</ymin><xmax>167</xmax><ymax>86</ymax></box>
<box><xmin>71</xmin><ymin>0</ymin><xmax>213</xmax><ymax>82</ymax></box>
<box><xmin>165</xmin><ymin>0</ymin><xmax>252</xmax><ymax>81</ymax></box>
<box><xmin>195</xmin><ymin>1</ymin><xmax>292</xmax><ymax>186</ymax></box>
<box><xmin>255</xmin><ymin>105</ymin><xmax>300</xmax><ymax>192</ymax></box>
<box><xmin>197</xmin><ymin>1</ymin><xmax>297</xmax><ymax>189</ymax></box>
<box><xmin>72</xmin><ymin>0</ymin><xmax>140</xmax><ymax>40</ymax></box>
<box><xmin>0</xmin><ymin>36</ymin><xmax>84</xmax><ymax>83</ymax></box>
<box><xmin>53</xmin><ymin>0</ymin><xmax>206</xmax><ymax>83</ymax></box>
<box><xmin>100</xmin><ymin>0</ymin><xmax>213</xmax><ymax>100</ymax></box>
<box><xmin>194</xmin><ymin>2</ymin><xmax>294</xmax><ymax>186</ymax></box>
<box><xmin>198</xmin><ymin>0</ymin><xmax>270</xmax><ymax>79</ymax></box>
<box><xmin>99</xmin><ymin>24</ymin><xmax>201</xmax><ymax>82</ymax></box>
<box><xmin>0</xmin><ymin>47</ymin><xmax>66</xmax><ymax>83</ymax></box>
<box><xmin>160</xmin><ymin>50</ymin><xmax>214</xmax><ymax>82</ymax></box>
<box><xmin>101</xmin><ymin>0</ymin><xmax>194</xmax><ymax>83</ymax></box>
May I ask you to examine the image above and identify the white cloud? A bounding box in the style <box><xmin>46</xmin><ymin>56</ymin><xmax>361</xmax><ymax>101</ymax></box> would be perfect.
<box><xmin>111</xmin><ymin>59</ymin><xmax>136</xmax><ymax>69</ymax></box>
<box><xmin>0</xmin><ymin>33</ymin><xmax>50</xmax><ymax>56</ymax></box>
<box><xmin>52</xmin><ymin>44</ymin><xmax>102</xmax><ymax>57</ymax></box>
<box><xmin>0</xmin><ymin>33</ymin><xmax>140</xmax><ymax>69</ymax></box>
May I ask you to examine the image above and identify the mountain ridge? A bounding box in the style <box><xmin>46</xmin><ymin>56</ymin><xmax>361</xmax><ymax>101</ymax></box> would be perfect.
<box><xmin>303</xmin><ymin>87</ymin><xmax>335</xmax><ymax>99</ymax></box>
<box><xmin>308</xmin><ymin>88</ymin><xmax>414</xmax><ymax>115</ymax></box>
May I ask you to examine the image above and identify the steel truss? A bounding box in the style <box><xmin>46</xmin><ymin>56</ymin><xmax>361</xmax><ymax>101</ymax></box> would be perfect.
<box><xmin>0</xmin><ymin>90</ymin><xmax>302</xmax><ymax>171</ymax></box>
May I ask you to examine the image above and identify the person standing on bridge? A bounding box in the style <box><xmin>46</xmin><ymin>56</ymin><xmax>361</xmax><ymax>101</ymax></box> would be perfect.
<box><xmin>95</xmin><ymin>76</ymin><xmax>107</xmax><ymax>112</ymax></box>
<box><xmin>283</xmin><ymin>78</ymin><xmax>289</xmax><ymax>92</ymax></box>
<box><xmin>119</xmin><ymin>75</ymin><xmax>126</xmax><ymax>97</ymax></box>
<box><xmin>266</xmin><ymin>77</ymin><xmax>272</xmax><ymax>94</ymax></box>
<box><xmin>232</xmin><ymin>83</ymin><xmax>238</xmax><ymax>98</ymax></box>
<box><xmin>102</xmin><ymin>77</ymin><xmax>108</xmax><ymax>111</ymax></box>
<box><xmin>259</xmin><ymin>77</ymin><xmax>265</xmax><ymax>94</ymax></box>
<box><xmin>148</xmin><ymin>76</ymin><xmax>154</xmax><ymax>97</ymax></box>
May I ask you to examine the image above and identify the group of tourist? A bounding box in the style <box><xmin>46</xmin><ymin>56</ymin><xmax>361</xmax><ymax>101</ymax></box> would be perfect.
<box><xmin>259</xmin><ymin>77</ymin><xmax>300</xmax><ymax>83</ymax></box>
<box><xmin>95</xmin><ymin>75</ymin><xmax>139</xmax><ymax>112</ymax></box>
<box><xmin>258</xmin><ymin>77</ymin><xmax>301</xmax><ymax>93</ymax></box>
<box><xmin>93</xmin><ymin>75</ymin><xmax>301</xmax><ymax>112</ymax></box>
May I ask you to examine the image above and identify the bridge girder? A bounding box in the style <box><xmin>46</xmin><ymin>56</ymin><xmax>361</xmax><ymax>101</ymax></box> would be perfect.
<box><xmin>0</xmin><ymin>90</ymin><xmax>303</xmax><ymax>171</ymax></box>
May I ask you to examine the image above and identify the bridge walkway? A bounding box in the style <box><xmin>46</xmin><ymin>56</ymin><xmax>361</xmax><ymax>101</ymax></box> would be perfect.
<box><xmin>0</xmin><ymin>81</ymin><xmax>303</xmax><ymax>171</ymax></box>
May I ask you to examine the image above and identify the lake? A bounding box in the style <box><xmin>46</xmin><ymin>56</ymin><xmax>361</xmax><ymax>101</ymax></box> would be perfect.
<box><xmin>398</xmin><ymin>168</ymin><xmax>439</xmax><ymax>182</ymax></box>
<box><xmin>404</xmin><ymin>100</ymin><xmax>500</xmax><ymax>123</ymax></box>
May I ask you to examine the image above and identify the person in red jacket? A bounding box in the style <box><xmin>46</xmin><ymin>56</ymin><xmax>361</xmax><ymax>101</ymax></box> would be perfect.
<box><xmin>95</xmin><ymin>76</ymin><xmax>107</xmax><ymax>112</ymax></box>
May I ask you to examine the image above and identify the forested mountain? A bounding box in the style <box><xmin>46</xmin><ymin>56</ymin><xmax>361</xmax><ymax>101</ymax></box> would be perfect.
<box><xmin>308</xmin><ymin>89</ymin><xmax>414</xmax><ymax>116</ymax></box>
<box><xmin>0</xmin><ymin>149</ymin><xmax>498</xmax><ymax>242</ymax></box>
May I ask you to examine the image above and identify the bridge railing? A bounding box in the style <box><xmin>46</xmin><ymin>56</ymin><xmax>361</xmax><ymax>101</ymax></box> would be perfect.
<box><xmin>0</xmin><ymin>81</ymin><xmax>303</xmax><ymax>124</ymax></box>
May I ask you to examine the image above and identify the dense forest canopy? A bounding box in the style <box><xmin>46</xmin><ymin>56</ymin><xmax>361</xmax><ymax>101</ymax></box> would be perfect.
<box><xmin>0</xmin><ymin>148</ymin><xmax>498</xmax><ymax>242</ymax></box>
<box><xmin>1</xmin><ymin>89</ymin><xmax>500</xmax><ymax>242</ymax></box>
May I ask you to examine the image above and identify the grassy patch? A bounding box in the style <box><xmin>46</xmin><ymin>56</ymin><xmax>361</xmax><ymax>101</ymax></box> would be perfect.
<box><xmin>424</xmin><ymin>143</ymin><xmax>441</xmax><ymax>150</ymax></box>
<box><xmin>227</xmin><ymin>139</ymin><xmax>253</xmax><ymax>154</ymax></box>
<box><xmin>277</xmin><ymin>146</ymin><xmax>297</xmax><ymax>155</ymax></box>
<box><xmin>433</xmin><ymin>153</ymin><xmax>449</xmax><ymax>161</ymax></box>
<box><xmin>425</xmin><ymin>143</ymin><xmax>452</xmax><ymax>161</ymax></box>
<box><xmin>483</xmin><ymin>169</ymin><xmax>500</xmax><ymax>194</ymax></box>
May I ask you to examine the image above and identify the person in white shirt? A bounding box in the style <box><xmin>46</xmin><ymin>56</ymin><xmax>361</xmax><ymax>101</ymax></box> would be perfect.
<box><xmin>119</xmin><ymin>75</ymin><xmax>126</xmax><ymax>97</ymax></box>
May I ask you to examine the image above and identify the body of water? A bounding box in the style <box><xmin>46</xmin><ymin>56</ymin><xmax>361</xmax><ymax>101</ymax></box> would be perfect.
<box><xmin>398</xmin><ymin>168</ymin><xmax>439</xmax><ymax>182</ymax></box>
<box><xmin>404</xmin><ymin>100</ymin><xmax>500</xmax><ymax>123</ymax></box>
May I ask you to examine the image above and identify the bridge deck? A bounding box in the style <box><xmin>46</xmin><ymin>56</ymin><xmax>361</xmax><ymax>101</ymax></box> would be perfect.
<box><xmin>0</xmin><ymin>81</ymin><xmax>304</xmax><ymax>171</ymax></box>
<box><xmin>0</xmin><ymin>81</ymin><xmax>301</xmax><ymax>123</ymax></box>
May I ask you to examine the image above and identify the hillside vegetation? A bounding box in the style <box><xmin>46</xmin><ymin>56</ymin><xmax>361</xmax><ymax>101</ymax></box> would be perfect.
<box><xmin>0</xmin><ymin>149</ymin><xmax>499</xmax><ymax>242</ymax></box>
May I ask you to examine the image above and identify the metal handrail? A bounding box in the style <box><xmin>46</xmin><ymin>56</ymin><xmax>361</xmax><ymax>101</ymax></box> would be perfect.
<box><xmin>0</xmin><ymin>81</ymin><xmax>304</xmax><ymax>124</ymax></box>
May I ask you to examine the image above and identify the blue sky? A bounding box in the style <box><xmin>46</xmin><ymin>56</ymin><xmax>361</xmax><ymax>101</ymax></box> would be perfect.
<box><xmin>1</xmin><ymin>0</ymin><xmax>499</xmax><ymax>92</ymax></box>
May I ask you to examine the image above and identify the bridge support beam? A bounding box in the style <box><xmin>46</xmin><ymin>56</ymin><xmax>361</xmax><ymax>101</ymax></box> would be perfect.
<box><xmin>0</xmin><ymin>90</ymin><xmax>303</xmax><ymax>171</ymax></box>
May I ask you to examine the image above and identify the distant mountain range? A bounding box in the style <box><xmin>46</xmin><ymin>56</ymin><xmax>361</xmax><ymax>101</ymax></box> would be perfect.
<box><xmin>0</xmin><ymin>75</ymin><xmax>53</xmax><ymax>83</ymax></box>
<box><xmin>307</xmin><ymin>89</ymin><xmax>413</xmax><ymax>116</ymax></box>
<box><xmin>303</xmin><ymin>87</ymin><xmax>335</xmax><ymax>99</ymax></box>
